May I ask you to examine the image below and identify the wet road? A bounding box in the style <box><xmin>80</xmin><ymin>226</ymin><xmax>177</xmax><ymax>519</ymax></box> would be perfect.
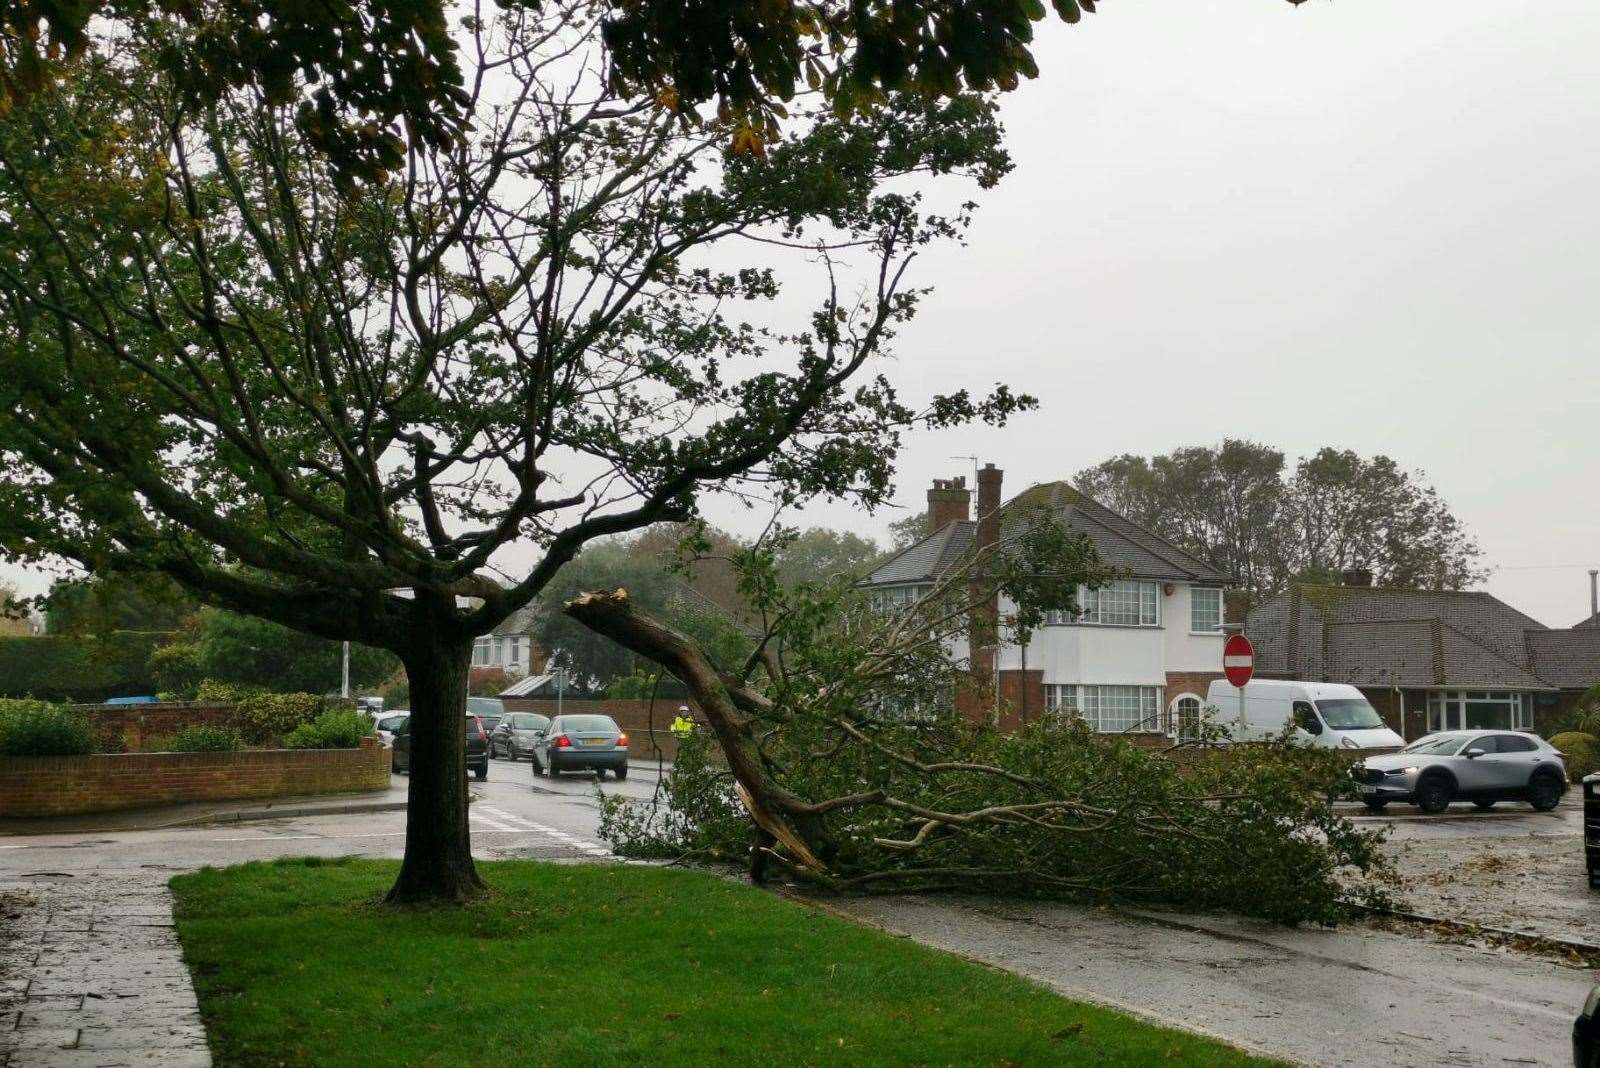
<box><xmin>4</xmin><ymin>760</ymin><xmax>1592</xmax><ymax>1067</ymax></box>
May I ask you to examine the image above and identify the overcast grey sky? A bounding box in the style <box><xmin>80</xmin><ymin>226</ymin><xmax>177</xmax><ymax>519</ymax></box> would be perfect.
<box><xmin>762</xmin><ymin>0</ymin><xmax>1600</xmax><ymax>627</ymax></box>
<box><xmin>4</xmin><ymin>0</ymin><xmax>1595</xmax><ymax>627</ymax></box>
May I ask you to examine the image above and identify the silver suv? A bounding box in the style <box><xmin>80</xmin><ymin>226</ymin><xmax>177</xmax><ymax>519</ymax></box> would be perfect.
<box><xmin>1352</xmin><ymin>730</ymin><xmax>1566</xmax><ymax>814</ymax></box>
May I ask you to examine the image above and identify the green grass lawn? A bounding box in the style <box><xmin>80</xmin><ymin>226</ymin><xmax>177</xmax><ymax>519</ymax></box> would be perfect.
<box><xmin>171</xmin><ymin>858</ymin><xmax>1282</xmax><ymax>1068</ymax></box>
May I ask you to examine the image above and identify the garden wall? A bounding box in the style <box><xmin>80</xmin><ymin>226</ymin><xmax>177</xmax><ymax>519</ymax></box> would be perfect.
<box><xmin>74</xmin><ymin>701</ymin><xmax>236</xmax><ymax>751</ymax></box>
<box><xmin>0</xmin><ymin>736</ymin><xmax>389</xmax><ymax>817</ymax></box>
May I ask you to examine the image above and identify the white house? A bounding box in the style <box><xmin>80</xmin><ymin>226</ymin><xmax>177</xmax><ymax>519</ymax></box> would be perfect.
<box><xmin>863</xmin><ymin>465</ymin><xmax>1235</xmax><ymax>736</ymax></box>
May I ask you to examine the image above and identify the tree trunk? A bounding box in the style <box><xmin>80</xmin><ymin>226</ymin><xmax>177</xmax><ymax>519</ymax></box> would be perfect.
<box><xmin>385</xmin><ymin>634</ymin><xmax>486</xmax><ymax>904</ymax></box>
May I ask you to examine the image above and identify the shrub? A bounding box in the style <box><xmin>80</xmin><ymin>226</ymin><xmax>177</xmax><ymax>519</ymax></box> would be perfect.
<box><xmin>283</xmin><ymin>709</ymin><xmax>372</xmax><ymax>750</ymax></box>
<box><xmin>228</xmin><ymin>693</ymin><xmax>324</xmax><ymax>741</ymax></box>
<box><xmin>168</xmin><ymin>725</ymin><xmax>244</xmax><ymax>753</ymax></box>
<box><xmin>0</xmin><ymin>632</ymin><xmax>163</xmax><ymax>702</ymax></box>
<box><xmin>0</xmin><ymin>698</ymin><xmax>94</xmax><ymax>756</ymax></box>
<box><xmin>1550</xmin><ymin>731</ymin><xmax>1599</xmax><ymax>782</ymax></box>
<box><xmin>148</xmin><ymin>642</ymin><xmax>204</xmax><ymax>699</ymax></box>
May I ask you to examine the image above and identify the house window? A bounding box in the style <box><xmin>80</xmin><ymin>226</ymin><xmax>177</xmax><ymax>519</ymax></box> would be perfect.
<box><xmin>1190</xmin><ymin>588</ymin><xmax>1222</xmax><ymax>633</ymax></box>
<box><xmin>1047</xmin><ymin>580</ymin><xmax>1160</xmax><ymax>627</ymax></box>
<box><xmin>1425</xmin><ymin>691</ymin><xmax>1533</xmax><ymax>732</ymax></box>
<box><xmin>472</xmin><ymin>637</ymin><xmax>491</xmax><ymax>666</ymax></box>
<box><xmin>1046</xmin><ymin>684</ymin><xmax>1162</xmax><ymax>733</ymax></box>
<box><xmin>870</xmin><ymin>584</ymin><xmax>934</xmax><ymax>613</ymax></box>
<box><xmin>508</xmin><ymin>636</ymin><xmax>522</xmax><ymax>666</ymax></box>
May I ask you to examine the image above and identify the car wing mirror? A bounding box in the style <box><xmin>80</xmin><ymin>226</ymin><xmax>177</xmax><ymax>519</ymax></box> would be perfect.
<box><xmin>1464</xmin><ymin>747</ymin><xmax>1485</xmax><ymax>759</ymax></box>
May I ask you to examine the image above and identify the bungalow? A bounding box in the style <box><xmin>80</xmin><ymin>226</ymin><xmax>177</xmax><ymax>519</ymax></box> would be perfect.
<box><xmin>863</xmin><ymin>464</ymin><xmax>1237</xmax><ymax>739</ymax></box>
<box><xmin>1247</xmin><ymin>576</ymin><xmax>1600</xmax><ymax>739</ymax></box>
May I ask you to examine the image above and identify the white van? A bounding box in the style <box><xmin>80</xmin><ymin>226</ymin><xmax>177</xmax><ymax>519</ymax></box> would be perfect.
<box><xmin>1203</xmin><ymin>679</ymin><xmax>1405</xmax><ymax>751</ymax></box>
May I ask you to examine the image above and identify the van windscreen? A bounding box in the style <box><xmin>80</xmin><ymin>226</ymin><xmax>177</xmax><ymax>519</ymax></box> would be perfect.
<box><xmin>1315</xmin><ymin>699</ymin><xmax>1384</xmax><ymax>730</ymax></box>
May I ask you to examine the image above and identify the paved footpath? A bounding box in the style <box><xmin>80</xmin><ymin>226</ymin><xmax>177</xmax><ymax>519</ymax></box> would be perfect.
<box><xmin>0</xmin><ymin>871</ymin><xmax>210</xmax><ymax>1067</ymax></box>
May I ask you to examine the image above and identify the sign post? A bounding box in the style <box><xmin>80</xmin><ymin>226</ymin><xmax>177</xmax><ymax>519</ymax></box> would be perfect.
<box><xmin>1223</xmin><ymin>633</ymin><xmax>1255</xmax><ymax>735</ymax></box>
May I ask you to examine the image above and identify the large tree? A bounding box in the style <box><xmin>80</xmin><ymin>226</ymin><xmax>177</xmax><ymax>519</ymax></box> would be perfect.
<box><xmin>1074</xmin><ymin>441</ymin><xmax>1484</xmax><ymax>596</ymax></box>
<box><xmin>0</xmin><ymin>10</ymin><xmax>1035</xmax><ymax>902</ymax></box>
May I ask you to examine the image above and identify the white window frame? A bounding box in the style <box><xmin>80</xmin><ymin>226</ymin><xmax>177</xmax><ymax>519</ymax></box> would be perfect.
<box><xmin>869</xmin><ymin>583</ymin><xmax>934</xmax><ymax>613</ymax></box>
<box><xmin>1425</xmin><ymin>690</ymin><xmax>1533</xmax><ymax>733</ymax></box>
<box><xmin>1169</xmin><ymin>692</ymin><xmax>1204</xmax><ymax>740</ymax></box>
<box><xmin>1045</xmin><ymin>580</ymin><xmax>1160</xmax><ymax>627</ymax></box>
<box><xmin>1190</xmin><ymin>588</ymin><xmax>1223</xmax><ymax>633</ymax></box>
<box><xmin>1046</xmin><ymin>684</ymin><xmax>1163</xmax><ymax>733</ymax></box>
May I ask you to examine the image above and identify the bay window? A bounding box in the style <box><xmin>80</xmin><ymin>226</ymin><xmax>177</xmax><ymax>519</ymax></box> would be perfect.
<box><xmin>870</xmin><ymin>584</ymin><xmax>934</xmax><ymax>613</ymax></box>
<box><xmin>1046</xmin><ymin>684</ymin><xmax>1163</xmax><ymax>733</ymax></box>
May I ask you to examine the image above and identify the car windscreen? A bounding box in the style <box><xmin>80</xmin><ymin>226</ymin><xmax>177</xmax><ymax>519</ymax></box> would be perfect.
<box><xmin>1315</xmin><ymin>698</ymin><xmax>1385</xmax><ymax>730</ymax></box>
<box><xmin>1401</xmin><ymin>735</ymin><xmax>1467</xmax><ymax>756</ymax></box>
<box><xmin>511</xmin><ymin>714</ymin><xmax>549</xmax><ymax>730</ymax></box>
<box><xmin>478</xmin><ymin>715</ymin><xmax>503</xmax><ymax>730</ymax></box>
<box><xmin>558</xmin><ymin>715</ymin><xmax>618</xmax><ymax>733</ymax></box>
<box><xmin>466</xmin><ymin>697</ymin><xmax>505</xmax><ymax>717</ymax></box>
<box><xmin>377</xmin><ymin>715</ymin><xmax>408</xmax><ymax>731</ymax></box>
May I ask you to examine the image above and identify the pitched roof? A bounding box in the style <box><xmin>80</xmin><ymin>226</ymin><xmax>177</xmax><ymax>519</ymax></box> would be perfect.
<box><xmin>863</xmin><ymin>520</ymin><xmax>977</xmax><ymax>587</ymax></box>
<box><xmin>1250</xmin><ymin>584</ymin><xmax>1591</xmax><ymax>692</ymax></box>
<box><xmin>1526</xmin><ymin>629</ymin><xmax>1600</xmax><ymax>689</ymax></box>
<box><xmin>862</xmin><ymin>482</ymin><xmax>1233</xmax><ymax>588</ymax></box>
<box><xmin>1320</xmin><ymin>619</ymin><xmax>1552</xmax><ymax>690</ymax></box>
<box><xmin>1575</xmin><ymin>612</ymin><xmax>1600</xmax><ymax>630</ymax></box>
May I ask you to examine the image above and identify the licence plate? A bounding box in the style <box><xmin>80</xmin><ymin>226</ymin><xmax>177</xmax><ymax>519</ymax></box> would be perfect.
<box><xmin>580</xmin><ymin>738</ymin><xmax>608</xmax><ymax>747</ymax></box>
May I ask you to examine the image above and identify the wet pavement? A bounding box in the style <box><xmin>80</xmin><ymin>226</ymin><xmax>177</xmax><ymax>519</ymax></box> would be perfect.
<box><xmin>827</xmin><ymin>893</ymin><xmax>1591</xmax><ymax>1068</ymax></box>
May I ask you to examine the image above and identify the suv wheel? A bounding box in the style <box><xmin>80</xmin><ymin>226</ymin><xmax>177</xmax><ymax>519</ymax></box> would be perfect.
<box><xmin>1528</xmin><ymin>771</ymin><xmax>1564</xmax><ymax>812</ymax></box>
<box><xmin>1415</xmin><ymin>773</ymin><xmax>1453</xmax><ymax>814</ymax></box>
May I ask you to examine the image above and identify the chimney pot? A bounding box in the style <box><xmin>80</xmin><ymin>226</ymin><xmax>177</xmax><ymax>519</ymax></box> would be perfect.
<box><xmin>926</xmin><ymin>474</ymin><xmax>971</xmax><ymax>532</ymax></box>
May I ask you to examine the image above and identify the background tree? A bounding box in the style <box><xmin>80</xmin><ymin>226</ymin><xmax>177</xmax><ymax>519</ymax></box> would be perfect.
<box><xmin>156</xmin><ymin>609</ymin><xmax>399</xmax><ymax>697</ymax></box>
<box><xmin>43</xmin><ymin>575</ymin><xmax>196</xmax><ymax>636</ymax></box>
<box><xmin>773</xmin><ymin>527</ymin><xmax>883</xmax><ymax>590</ymax></box>
<box><xmin>0</xmin><ymin>11</ymin><xmax>1031</xmax><ymax>902</ymax></box>
<box><xmin>1074</xmin><ymin>441</ymin><xmax>1483</xmax><ymax>595</ymax></box>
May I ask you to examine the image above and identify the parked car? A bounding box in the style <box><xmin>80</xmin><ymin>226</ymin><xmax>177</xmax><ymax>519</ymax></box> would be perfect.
<box><xmin>490</xmin><ymin>712</ymin><xmax>551</xmax><ymax>762</ymax></box>
<box><xmin>466</xmin><ymin>696</ymin><xmax>505</xmax><ymax>736</ymax></box>
<box><xmin>1352</xmin><ymin>730</ymin><xmax>1567</xmax><ymax>813</ymax></box>
<box><xmin>1576</xmin><ymin>983</ymin><xmax>1600</xmax><ymax>1067</ymax></box>
<box><xmin>373</xmin><ymin>711</ymin><xmax>410</xmax><ymax>747</ymax></box>
<box><xmin>1206</xmin><ymin>679</ymin><xmax>1405</xmax><ymax>750</ymax></box>
<box><xmin>391</xmin><ymin>714</ymin><xmax>490</xmax><ymax>780</ymax></box>
<box><xmin>531</xmin><ymin>714</ymin><xmax>628</xmax><ymax>780</ymax></box>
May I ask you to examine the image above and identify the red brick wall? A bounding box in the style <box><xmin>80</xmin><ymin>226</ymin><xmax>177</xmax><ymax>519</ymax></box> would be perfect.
<box><xmin>996</xmin><ymin>669</ymin><xmax>1044</xmax><ymax>731</ymax></box>
<box><xmin>73</xmin><ymin>702</ymin><xmax>235</xmax><ymax>752</ymax></box>
<box><xmin>0</xmin><ymin>736</ymin><xmax>389</xmax><ymax>817</ymax></box>
<box><xmin>500</xmin><ymin>698</ymin><xmax>697</xmax><ymax>762</ymax></box>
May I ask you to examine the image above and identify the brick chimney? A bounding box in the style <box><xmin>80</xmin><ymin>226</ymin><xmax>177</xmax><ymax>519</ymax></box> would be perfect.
<box><xmin>926</xmin><ymin>476</ymin><xmax>970</xmax><ymax>532</ymax></box>
<box><xmin>1340</xmin><ymin>568</ymin><xmax>1374</xmax><ymax>588</ymax></box>
<box><xmin>968</xmin><ymin>464</ymin><xmax>1004</xmax><ymax>717</ymax></box>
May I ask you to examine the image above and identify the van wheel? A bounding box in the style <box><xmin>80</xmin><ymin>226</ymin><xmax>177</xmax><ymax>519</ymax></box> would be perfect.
<box><xmin>1414</xmin><ymin>773</ymin><xmax>1453</xmax><ymax>814</ymax></box>
<box><xmin>1473</xmin><ymin>800</ymin><xmax>1495</xmax><ymax>811</ymax></box>
<box><xmin>1362</xmin><ymin>800</ymin><xmax>1387</xmax><ymax>812</ymax></box>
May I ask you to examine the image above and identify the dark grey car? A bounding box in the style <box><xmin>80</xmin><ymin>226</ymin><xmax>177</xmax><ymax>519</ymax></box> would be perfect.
<box><xmin>490</xmin><ymin>712</ymin><xmax>551</xmax><ymax>762</ymax></box>
<box><xmin>392</xmin><ymin>714</ymin><xmax>490</xmax><ymax>780</ymax></box>
<box><xmin>533</xmin><ymin>714</ymin><xmax>629</xmax><ymax>780</ymax></box>
<box><xmin>1353</xmin><ymin>730</ymin><xmax>1566</xmax><ymax>813</ymax></box>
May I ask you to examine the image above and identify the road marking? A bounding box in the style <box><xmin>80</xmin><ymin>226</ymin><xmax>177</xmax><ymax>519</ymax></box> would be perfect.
<box><xmin>475</xmin><ymin>804</ymin><xmax>614</xmax><ymax>857</ymax></box>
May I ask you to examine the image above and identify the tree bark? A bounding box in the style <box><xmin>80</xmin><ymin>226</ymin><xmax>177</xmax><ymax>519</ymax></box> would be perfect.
<box><xmin>385</xmin><ymin>631</ymin><xmax>486</xmax><ymax>904</ymax></box>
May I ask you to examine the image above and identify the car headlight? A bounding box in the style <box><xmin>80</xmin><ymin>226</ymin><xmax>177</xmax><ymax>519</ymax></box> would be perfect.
<box><xmin>1339</xmin><ymin>737</ymin><xmax>1359</xmax><ymax>749</ymax></box>
<box><xmin>1386</xmin><ymin>766</ymin><xmax>1420</xmax><ymax>777</ymax></box>
<box><xmin>1584</xmin><ymin>983</ymin><xmax>1600</xmax><ymax>1019</ymax></box>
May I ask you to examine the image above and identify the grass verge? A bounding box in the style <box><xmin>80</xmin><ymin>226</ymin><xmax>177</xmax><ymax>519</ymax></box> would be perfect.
<box><xmin>171</xmin><ymin>858</ymin><xmax>1283</xmax><ymax>1067</ymax></box>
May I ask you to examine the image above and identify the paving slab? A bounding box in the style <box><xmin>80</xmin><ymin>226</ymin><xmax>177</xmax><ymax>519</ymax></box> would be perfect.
<box><xmin>0</xmin><ymin>874</ymin><xmax>210</xmax><ymax>1067</ymax></box>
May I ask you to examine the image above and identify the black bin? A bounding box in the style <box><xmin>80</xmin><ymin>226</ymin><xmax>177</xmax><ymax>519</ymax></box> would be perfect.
<box><xmin>1585</xmin><ymin>773</ymin><xmax>1600</xmax><ymax>889</ymax></box>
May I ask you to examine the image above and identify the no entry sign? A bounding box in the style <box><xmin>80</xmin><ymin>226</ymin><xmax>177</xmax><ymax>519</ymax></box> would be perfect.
<box><xmin>1223</xmin><ymin>633</ymin><xmax>1255</xmax><ymax>688</ymax></box>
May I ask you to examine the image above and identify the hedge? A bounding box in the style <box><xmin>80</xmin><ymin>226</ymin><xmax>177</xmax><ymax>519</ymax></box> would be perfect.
<box><xmin>0</xmin><ymin>631</ymin><xmax>165</xmax><ymax>702</ymax></box>
<box><xmin>284</xmin><ymin>709</ymin><xmax>373</xmax><ymax>750</ymax></box>
<box><xmin>0</xmin><ymin>698</ymin><xmax>94</xmax><ymax>756</ymax></box>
